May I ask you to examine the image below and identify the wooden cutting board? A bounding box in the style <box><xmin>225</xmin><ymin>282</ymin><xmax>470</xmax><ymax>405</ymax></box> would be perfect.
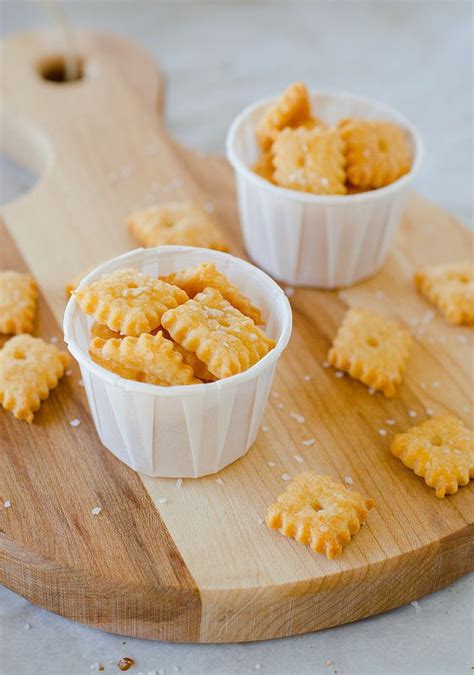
<box><xmin>1</xmin><ymin>28</ymin><xmax>473</xmax><ymax>644</ymax></box>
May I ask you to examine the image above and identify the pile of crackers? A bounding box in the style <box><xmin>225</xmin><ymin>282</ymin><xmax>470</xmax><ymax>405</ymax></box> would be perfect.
<box><xmin>253</xmin><ymin>82</ymin><xmax>412</xmax><ymax>194</ymax></box>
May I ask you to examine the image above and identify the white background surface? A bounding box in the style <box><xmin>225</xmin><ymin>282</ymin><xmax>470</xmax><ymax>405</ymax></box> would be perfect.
<box><xmin>0</xmin><ymin>2</ymin><xmax>473</xmax><ymax>674</ymax></box>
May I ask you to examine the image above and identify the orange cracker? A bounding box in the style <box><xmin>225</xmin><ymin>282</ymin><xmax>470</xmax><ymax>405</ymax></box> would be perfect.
<box><xmin>75</xmin><ymin>268</ymin><xmax>188</xmax><ymax>337</ymax></box>
<box><xmin>160</xmin><ymin>328</ymin><xmax>215</xmax><ymax>381</ymax></box>
<box><xmin>414</xmin><ymin>261</ymin><xmax>474</xmax><ymax>325</ymax></box>
<box><xmin>0</xmin><ymin>334</ymin><xmax>69</xmax><ymax>423</ymax></box>
<box><xmin>328</xmin><ymin>307</ymin><xmax>412</xmax><ymax>398</ymax></box>
<box><xmin>252</xmin><ymin>151</ymin><xmax>275</xmax><ymax>183</ymax></box>
<box><xmin>391</xmin><ymin>415</ymin><xmax>474</xmax><ymax>498</ymax></box>
<box><xmin>127</xmin><ymin>201</ymin><xmax>229</xmax><ymax>252</ymax></box>
<box><xmin>161</xmin><ymin>287</ymin><xmax>275</xmax><ymax>380</ymax></box>
<box><xmin>339</xmin><ymin>118</ymin><xmax>411</xmax><ymax>189</ymax></box>
<box><xmin>266</xmin><ymin>472</ymin><xmax>374</xmax><ymax>559</ymax></box>
<box><xmin>89</xmin><ymin>331</ymin><xmax>201</xmax><ymax>386</ymax></box>
<box><xmin>256</xmin><ymin>82</ymin><xmax>312</xmax><ymax>151</ymax></box>
<box><xmin>160</xmin><ymin>262</ymin><xmax>263</xmax><ymax>324</ymax></box>
<box><xmin>272</xmin><ymin>126</ymin><xmax>347</xmax><ymax>195</ymax></box>
<box><xmin>90</xmin><ymin>322</ymin><xmax>123</xmax><ymax>341</ymax></box>
<box><xmin>0</xmin><ymin>271</ymin><xmax>37</xmax><ymax>334</ymax></box>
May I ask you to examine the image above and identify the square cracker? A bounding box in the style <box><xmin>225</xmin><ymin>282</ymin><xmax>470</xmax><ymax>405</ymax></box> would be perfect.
<box><xmin>328</xmin><ymin>307</ymin><xmax>412</xmax><ymax>398</ymax></box>
<box><xmin>266</xmin><ymin>472</ymin><xmax>374</xmax><ymax>559</ymax></box>
<box><xmin>0</xmin><ymin>271</ymin><xmax>37</xmax><ymax>334</ymax></box>
<box><xmin>414</xmin><ymin>261</ymin><xmax>474</xmax><ymax>325</ymax></box>
<box><xmin>391</xmin><ymin>415</ymin><xmax>474</xmax><ymax>498</ymax></box>
<box><xmin>89</xmin><ymin>331</ymin><xmax>201</xmax><ymax>386</ymax></box>
<box><xmin>256</xmin><ymin>82</ymin><xmax>312</xmax><ymax>152</ymax></box>
<box><xmin>272</xmin><ymin>126</ymin><xmax>347</xmax><ymax>195</ymax></box>
<box><xmin>161</xmin><ymin>287</ymin><xmax>275</xmax><ymax>380</ymax></box>
<box><xmin>160</xmin><ymin>262</ymin><xmax>262</xmax><ymax>324</ymax></box>
<box><xmin>75</xmin><ymin>268</ymin><xmax>188</xmax><ymax>337</ymax></box>
<box><xmin>0</xmin><ymin>334</ymin><xmax>69</xmax><ymax>423</ymax></box>
<box><xmin>127</xmin><ymin>201</ymin><xmax>229</xmax><ymax>252</ymax></box>
<box><xmin>338</xmin><ymin>118</ymin><xmax>412</xmax><ymax>189</ymax></box>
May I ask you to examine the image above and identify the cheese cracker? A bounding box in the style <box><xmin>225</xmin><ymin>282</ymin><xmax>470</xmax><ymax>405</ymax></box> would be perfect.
<box><xmin>89</xmin><ymin>332</ymin><xmax>201</xmax><ymax>386</ymax></box>
<box><xmin>0</xmin><ymin>334</ymin><xmax>69</xmax><ymax>422</ymax></box>
<box><xmin>75</xmin><ymin>268</ymin><xmax>188</xmax><ymax>337</ymax></box>
<box><xmin>414</xmin><ymin>261</ymin><xmax>474</xmax><ymax>325</ymax></box>
<box><xmin>127</xmin><ymin>201</ymin><xmax>229</xmax><ymax>252</ymax></box>
<box><xmin>273</xmin><ymin>126</ymin><xmax>347</xmax><ymax>195</ymax></box>
<box><xmin>328</xmin><ymin>307</ymin><xmax>412</xmax><ymax>397</ymax></box>
<box><xmin>160</xmin><ymin>262</ymin><xmax>263</xmax><ymax>324</ymax></box>
<box><xmin>0</xmin><ymin>271</ymin><xmax>37</xmax><ymax>334</ymax></box>
<box><xmin>161</xmin><ymin>287</ymin><xmax>275</xmax><ymax>380</ymax></box>
<box><xmin>391</xmin><ymin>415</ymin><xmax>474</xmax><ymax>498</ymax></box>
<box><xmin>266</xmin><ymin>472</ymin><xmax>374</xmax><ymax>559</ymax></box>
<box><xmin>339</xmin><ymin>118</ymin><xmax>411</xmax><ymax>189</ymax></box>
<box><xmin>256</xmin><ymin>82</ymin><xmax>312</xmax><ymax>151</ymax></box>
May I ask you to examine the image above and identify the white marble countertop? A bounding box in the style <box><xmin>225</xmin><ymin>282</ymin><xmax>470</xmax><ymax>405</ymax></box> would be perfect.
<box><xmin>0</xmin><ymin>2</ymin><xmax>472</xmax><ymax>674</ymax></box>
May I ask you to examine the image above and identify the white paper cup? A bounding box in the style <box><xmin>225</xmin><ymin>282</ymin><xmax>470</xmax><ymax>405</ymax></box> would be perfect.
<box><xmin>63</xmin><ymin>246</ymin><xmax>292</xmax><ymax>478</ymax></box>
<box><xmin>226</xmin><ymin>91</ymin><xmax>423</xmax><ymax>288</ymax></box>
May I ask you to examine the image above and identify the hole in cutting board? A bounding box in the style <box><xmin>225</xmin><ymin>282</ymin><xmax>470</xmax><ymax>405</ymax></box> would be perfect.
<box><xmin>37</xmin><ymin>54</ymin><xmax>84</xmax><ymax>83</ymax></box>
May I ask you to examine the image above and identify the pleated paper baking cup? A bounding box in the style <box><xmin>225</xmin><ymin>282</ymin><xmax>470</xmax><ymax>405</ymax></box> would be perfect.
<box><xmin>226</xmin><ymin>91</ymin><xmax>423</xmax><ymax>288</ymax></box>
<box><xmin>63</xmin><ymin>246</ymin><xmax>292</xmax><ymax>478</ymax></box>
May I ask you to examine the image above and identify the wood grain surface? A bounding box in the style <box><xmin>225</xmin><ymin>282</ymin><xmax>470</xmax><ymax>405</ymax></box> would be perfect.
<box><xmin>0</xmin><ymin>28</ymin><xmax>473</xmax><ymax>643</ymax></box>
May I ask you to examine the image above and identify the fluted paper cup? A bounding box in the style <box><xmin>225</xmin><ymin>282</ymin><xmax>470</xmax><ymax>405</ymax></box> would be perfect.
<box><xmin>63</xmin><ymin>246</ymin><xmax>292</xmax><ymax>478</ymax></box>
<box><xmin>226</xmin><ymin>91</ymin><xmax>423</xmax><ymax>288</ymax></box>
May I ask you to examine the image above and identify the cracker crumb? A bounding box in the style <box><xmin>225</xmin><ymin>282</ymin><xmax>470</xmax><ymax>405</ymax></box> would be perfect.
<box><xmin>267</xmin><ymin>461</ymin><xmax>276</xmax><ymax>468</ymax></box>
<box><xmin>69</xmin><ymin>418</ymin><xmax>81</xmax><ymax>427</ymax></box>
<box><xmin>118</xmin><ymin>657</ymin><xmax>135</xmax><ymax>672</ymax></box>
<box><xmin>158</xmin><ymin>497</ymin><xmax>168</xmax><ymax>504</ymax></box>
<box><xmin>325</xmin><ymin>661</ymin><xmax>332</xmax><ymax>668</ymax></box>
<box><xmin>91</xmin><ymin>506</ymin><xmax>102</xmax><ymax>515</ymax></box>
<box><xmin>281</xmin><ymin>473</ymin><xmax>291</xmax><ymax>481</ymax></box>
<box><xmin>176</xmin><ymin>478</ymin><xmax>183</xmax><ymax>488</ymax></box>
<box><xmin>3</xmin><ymin>500</ymin><xmax>11</xmax><ymax>508</ymax></box>
<box><xmin>344</xmin><ymin>476</ymin><xmax>353</xmax><ymax>484</ymax></box>
<box><xmin>289</xmin><ymin>412</ymin><xmax>305</xmax><ymax>423</ymax></box>
<box><xmin>294</xmin><ymin>455</ymin><xmax>304</xmax><ymax>464</ymax></box>
<box><xmin>379</xmin><ymin>428</ymin><xmax>387</xmax><ymax>436</ymax></box>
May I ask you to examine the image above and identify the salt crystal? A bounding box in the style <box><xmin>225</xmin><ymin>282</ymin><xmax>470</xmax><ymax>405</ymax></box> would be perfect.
<box><xmin>176</xmin><ymin>478</ymin><xmax>183</xmax><ymax>488</ymax></box>
<box><xmin>344</xmin><ymin>476</ymin><xmax>353</xmax><ymax>485</ymax></box>
<box><xmin>408</xmin><ymin>410</ymin><xmax>417</xmax><ymax>418</ymax></box>
<box><xmin>293</xmin><ymin>455</ymin><xmax>303</xmax><ymax>464</ymax></box>
<box><xmin>379</xmin><ymin>429</ymin><xmax>387</xmax><ymax>436</ymax></box>
<box><xmin>257</xmin><ymin>518</ymin><xmax>264</xmax><ymax>526</ymax></box>
<box><xmin>65</xmin><ymin>369</ymin><xmax>72</xmax><ymax>376</ymax></box>
<box><xmin>289</xmin><ymin>412</ymin><xmax>305</xmax><ymax>423</ymax></box>
<box><xmin>3</xmin><ymin>500</ymin><xmax>11</xmax><ymax>508</ymax></box>
<box><xmin>335</xmin><ymin>371</ymin><xmax>344</xmax><ymax>379</ymax></box>
<box><xmin>272</xmin><ymin>392</ymin><xmax>280</xmax><ymax>398</ymax></box>
<box><xmin>432</xmin><ymin>381</ymin><xmax>441</xmax><ymax>388</ymax></box>
<box><xmin>261</xmin><ymin>425</ymin><xmax>269</xmax><ymax>433</ymax></box>
<box><xmin>215</xmin><ymin>478</ymin><xmax>224</xmax><ymax>485</ymax></box>
<box><xmin>50</xmin><ymin>336</ymin><xmax>58</xmax><ymax>344</ymax></box>
<box><xmin>158</xmin><ymin>497</ymin><xmax>168</xmax><ymax>505</ymax></box>
<box><xmin>267</xmin><ymin>461</ymin><xmax>276</xmax><ymax>468</ymax></box>
<box><xmin>78</xmin><ymin>379</ymin><xmax>84</xmax><ymax>387</ymax></box>
<box><xmin>368</xmin><ymin>387</ymin><xmax>376</xmax><ymax>395</ymax></box>
<box><xmin>411</xmin><ymin>600</ymin><xmax>421</xmax><ymax>613</ymax></box>
<box><xmin>302</xmin><ymin>438</ymin><xmax>315</xmax><ymax>446</ymax></box>
<box><xmin>255</xmin><ymin>665</ymin><xmax>262</xmax><ymax>670</ymax></box>
<box><xmin>281</xmin><ymin>473</ymin><xmax>291</xmax><ymax>481</ymax></box>
<box><xmin>420</xmin><ymin>382</ymin><xmax>426</xmax><ymax>389</ymax></box>
<box><xmin>322</xmin><ymin>360</ymin><xmax>330</xmax><ymax>368</ymax></box>
<box><xmin>303</xmin><ymin>374</ymin><xmax>312</xmax><ymax>381</ymax></box>
<box><xmin>277</xmin><ymin>402</ymin><xmax>284</xmax><ymax>409</ymax></box>
<box><xmin>91</xmin><ymin>506</ymin><xmax>102</xmax><ymax>515</ymax></box>
<box><xmin>425</xmin><ymin>408</ymin><xmax>434</xmax><ymax>416</ymax></box>
<box><xmin>69</xmin><ymin>418</ymin><xmax>80</xmax><ymax>427</ymax></box>
<box><xmin>385</xmin><ymin>419</ymin><xmax>396</xmax><ymax>426</ymax></box>
<box><xmin>24</xmin><ymin>622</ymin><xmax>31</xmax><ymax>629</ymax></box>
<box><xmin>284</xmin><ymin>286</ymin><xmax>295</xmax><ymax>297</ymax></box>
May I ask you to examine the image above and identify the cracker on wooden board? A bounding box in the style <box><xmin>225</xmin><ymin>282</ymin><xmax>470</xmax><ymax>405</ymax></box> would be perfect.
<box><xmin>75</xmin><ymin>268</ymin><xmax>188</xmax><ymax>337</ymax></box>
<box><xmin>391</xmin><ymin>415</ymin><xmax>474</xmax><ymax>498</ymax></box>
<box><xmin>161</xmin><ymin>287</ymin><xmax>275</xmax><ymax>380</ymax></box>
<box><xmin>89</xmin><ymin>332</ymin><xmax>201</xmax><ymax>386</ymax></box>
<box><xmin>328</xmin><ymin>307</ymin><xmax>412</xmax><ymax>398</ymax></box>
<box><xmin>266</xmin><ymin>472</ymin><xmax>374</xmax><ymax>559</ymax></box>
<box><xmin>127</xmin><ymin>201</ymin><xmax>229</xmax><ymax>252</ymax></box>
<box><xmin>256</xmin><ymin>82</ymin><xmax>312</xmax><ymax>152</ymax></box>
<box><xmin>272</xmin><ymin>126</ymin><xmax>347</xmax><ymax>195</ymax></box>
<box><xmin>0</xmin><ymin>334</ymin><xmax>69</xmax><ymax>422</ymax></box>
<box><xmin>0</xmin><ymin>271</ymin><xmax>37</xmax><ymax>335</ymax></box>
<box><xmin>414</xmin><ymin>261</ymin><xmax>474</xmax><ymax>325</ymax></box>
<box><xmin>338</xmin><ymin>118</ymin><xmax>411</xmax><ymax>189</ymax></box>
<box><xmin>160</xmin><ymin>262</ymin><xmax>263</xmax><ymax>324</ymax></box>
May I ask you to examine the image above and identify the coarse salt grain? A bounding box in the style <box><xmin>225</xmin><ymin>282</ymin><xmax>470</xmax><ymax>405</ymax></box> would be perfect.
<box><xmin>368</xmin><ymin>387</ymin><xmax>376</xmax><ymax>395</ymax></box>
<box><xmin>302</xmin><ymin>438</ymin><xmax>315</xmax><ymax>446</ymax></box>
<box><xmin>385</xmin><ymin>419</ymin><xmax>396</xmax><ymax>426</ymax></box>
<box><xmin>69</xmin><ymin>419</ymin><xmax>80</xmax><ymax>427</ymax></box>
<box><xmin>284</xmin><ymin>287</ymin><xmax>295</xmax><ymax>297</ymax></box>
<box><xmin>91</xmin><ymin>506</ymin><xmax>102</xmax><ymax>515</ymax></box>
<box><xmin>303</xmin><ymin>374</ymin><xmax>312</xmax><ymax>381</ymax></box>
<box><xmin>408</xmin><ymin>410</ymin><xmax>417</xmax><ymax>418</ymax></box>
<box><xmin>50</xmin><ymin>336</ymin><xmax>58</xmax><ymax>344</ymax></box>
<box><xmin>379</xmin><ymin>428</ymin><xmax>387</xmax><ymax>436</ymax></box>
<box><xmin>24</xmin><ymin>622</ymin><xmax>31</xmax><ymax>629</ymax></box>
<box><xmin>293</xmin><ymin>455</ymin><xmax>303</xmax><ymax>464</ymax></box>
<box><xmin>281</xmin><ymin>473</ymin><xmax>291</xmax><ymax>481</ymax></box>
<box><xmin>3</xmin><ymin>500</ymin><xmax>11</xmax><ymax>508</ymax></box>
<box><xmin>344</xmin><ymin>476</ymin><xmax>353</xmax><ymax>485</ymax></box>
<box><xmin>158</xmin><ymin>497</ymin><xmax>168</xmax><ymax>505</ymax></box>
<box><xmin>261</xmin><ymin>425</ymin><xmax>269</xmax><ymax>433</ymax></box>
<box><xmin>272</xmin><ymin>392</ymin><xmax>280</xmax><ymax>398</ymax></box>
<box><xmin>432</xmin><ymin>381</ymin><xmax>441</xmax><ymax>388</ymax></box>
<box><xmin>335</xmin><ymin>371</ymin><xmax>344</xmax><ymax>379</ymax></box>
<box><xmin>176</xmin><ymin>478</ymin><xmax>183</xmax><ymax>488</ymax></box>
<box><xmin>65</xmin><ymin>369</ymin><xmax>72</xmax><ymax>376</ymax></box>
<box><xmin>411</xmin><ymin>600</ymin><xmax>421</xmax><ymax>613</ymax></box>
<box><xmin>78</xmin><ymin>379</ymin><xmax>84</xmax><ymax>387</ymax></box>
<box><xmin>277</xmin><ymin>402</ymin><xmax>284</xmax><ymax>409</ymax></box>
<box><xmin>257</xmin><ymin>518</ymin><xmax>264</xmax><ymax>526</ymax></box>
<box><xmin>322</xmin><ymin>360</ymin><xmax>330</xmax><ymax>368</ymax></box>
<box><xmin>289</xmin><ymin>412</ymin><xmax>305</xmax><ymax>423</ymax></box>
<box><xmin>425</xmin><ymin>408</ymin><xmax>434</xmax><ymax>416</ymax></box>
<box><xmin>267</xmin><ymin>461</ymin><xmax>276</xmax><ymax>468</ymax></box>
<box><xmin>215</xmin><ymin>478</ymin><xmax>224</xmax><ymax>485</ymax></box>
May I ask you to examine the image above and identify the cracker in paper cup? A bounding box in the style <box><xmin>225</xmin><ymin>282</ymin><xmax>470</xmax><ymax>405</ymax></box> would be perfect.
<box><xmin>63</xmin><ymin>246</ymin><xmax>292</xmax><ymax>478</ymax></box>
<box><xmin>226</xmin><ymin>90</ymin><xmax>423</xmax><ymax>288</ymax></box>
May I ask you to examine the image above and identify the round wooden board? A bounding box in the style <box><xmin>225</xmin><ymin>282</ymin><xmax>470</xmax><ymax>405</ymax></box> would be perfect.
<box><xmin>1</xmin><ymin>28</ymin><xmax>473</xmax><ymax>644</ymax></box>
